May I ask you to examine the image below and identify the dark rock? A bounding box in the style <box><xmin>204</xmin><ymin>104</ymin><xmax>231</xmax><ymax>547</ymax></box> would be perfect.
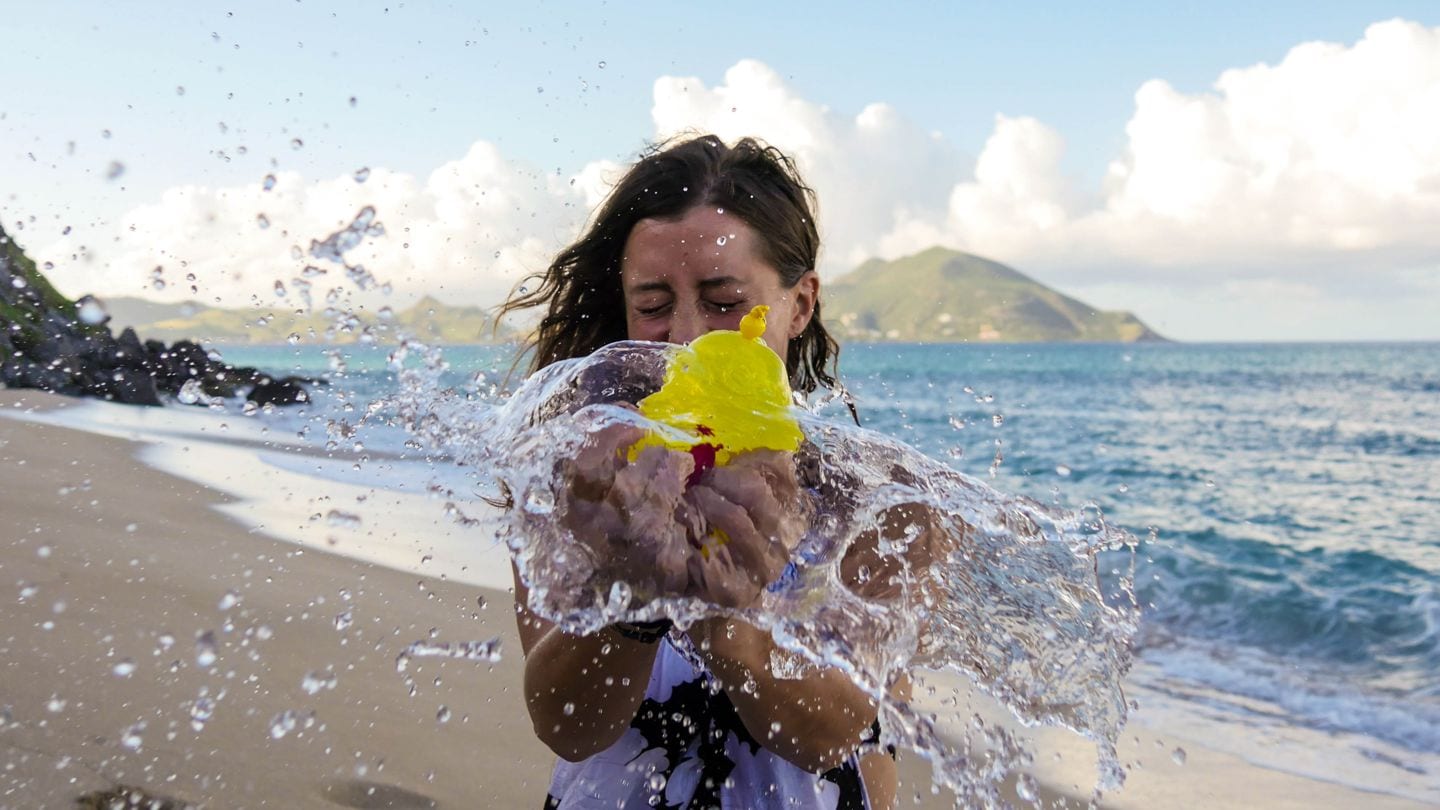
<box><xmin>247</xmin><ymin>375</ymin><xmax>311</xmax><ymax>407</ymax></box>
<box><xmin>0</xmin><ymin>223</ymin><xmax>311</xmax><ymax>408</ymax></box>
<box><xmin>114</xmin><ymin>327</ymin><xmax>147</xmax><ymax>367</ymax></box>
<box><xmin>96</xmin><ymin>366</ymin><xmax>165</xmax><ymax>406</ymax></box>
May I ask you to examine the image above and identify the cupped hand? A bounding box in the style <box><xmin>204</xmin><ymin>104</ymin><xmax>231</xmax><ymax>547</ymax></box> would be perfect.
<box><xmin>560</xmin><ymin>423</ymin><xmax>696</xmax><ymax>597</ymax></box>
<box><xmin>683</xmin><ymin>449</ymin><xmax>810</xmax><ymax>608</ymax></box>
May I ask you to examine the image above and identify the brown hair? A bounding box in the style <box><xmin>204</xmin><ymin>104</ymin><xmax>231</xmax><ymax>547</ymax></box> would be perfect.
<box><xmin>497</xmin><ymin>134</ymin><xmax>843</xmax><ymax>396</ymax></box>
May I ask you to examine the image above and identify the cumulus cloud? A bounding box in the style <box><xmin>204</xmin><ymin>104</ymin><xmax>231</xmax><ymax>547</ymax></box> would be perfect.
<box><xmin>898</xmin><ymin>18</ymin><xmax>1440</xmax><ymax>286</ymax></box>
<box><xmin>37</xmin><ymin>141</ymin><xmax>590</xmax><ymax>309</ymax></box>
<box><xmin>647</xmin><ymin>59</ymin><xmax>967</xmax><ymax>271</ymax></box>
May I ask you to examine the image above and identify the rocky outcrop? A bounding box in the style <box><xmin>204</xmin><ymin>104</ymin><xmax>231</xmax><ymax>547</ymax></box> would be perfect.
<box><xmin>0</xmin><ymin>225</ymin><xmax>313</xmax><ymax>407</ymax></box>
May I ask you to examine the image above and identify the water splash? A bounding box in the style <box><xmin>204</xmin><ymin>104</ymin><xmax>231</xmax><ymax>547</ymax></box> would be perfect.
<box><xmin>372</xmin><ymin>340</ymin><xmax>1138</xmax><ymax>804</ymax></box>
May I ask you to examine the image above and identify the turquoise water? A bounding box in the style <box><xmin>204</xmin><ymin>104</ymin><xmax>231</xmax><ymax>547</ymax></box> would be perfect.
<box><xmin>220</xmin><ymin>340</ymin><xmax>1440</xmax><ymax>759</ymax></box>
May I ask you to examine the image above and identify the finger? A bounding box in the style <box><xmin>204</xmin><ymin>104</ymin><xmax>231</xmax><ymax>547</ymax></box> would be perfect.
<box><xmin>691</xmin><ymin>544</ymin><xmax>751</xmax><ymax>608</ymax></box>
<box><xmin>687</xmin><ymin>486</ymin><xmax>787</xmax><ymax>585</ymax></box>
<box><xmin>703</xmin><ymin>465</ymin><xmax>786</xmax><ymax>541</ymax></box>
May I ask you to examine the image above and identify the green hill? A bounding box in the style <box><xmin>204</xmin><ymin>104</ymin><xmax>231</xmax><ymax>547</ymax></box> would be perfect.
<box><xmin>102</xmin><ymin>295</ymin><xmax>514</xmax><ymax>345</ymax></box>
<box><xmin>825</xmin><ymin>247</ymin><xmax>1166</xmax><ymax>343</ymax></box>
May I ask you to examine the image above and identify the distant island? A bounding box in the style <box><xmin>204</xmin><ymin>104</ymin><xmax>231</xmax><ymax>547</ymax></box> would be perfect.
<box><xmin>101</xmin><ymin>295</ymin><xmax>515</xmax><ymax>346</ymax></box>
<box><xmin>825</xmin><ymin>247</ymin><xmax>1166</xmax><ymax>343</ymax></box>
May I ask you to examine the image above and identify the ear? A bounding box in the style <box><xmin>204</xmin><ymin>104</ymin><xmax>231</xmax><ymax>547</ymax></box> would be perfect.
<box><xmin>788</xmin><ymin>271</ymin><xmax>820</xmax><ymax>339</ymax></box>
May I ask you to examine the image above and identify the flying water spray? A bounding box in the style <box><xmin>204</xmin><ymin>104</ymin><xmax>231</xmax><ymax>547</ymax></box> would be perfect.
<box><xmin>373</xmin><ymin>303</ymin><xmax>1139</xmax><ymax>806</ymax></box>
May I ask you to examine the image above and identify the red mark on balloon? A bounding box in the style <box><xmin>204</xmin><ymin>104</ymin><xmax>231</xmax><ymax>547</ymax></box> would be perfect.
<box><xmin>687</xmin><ymin>424</ymin><xmax>720</xmax><ymax>486</ymax></box>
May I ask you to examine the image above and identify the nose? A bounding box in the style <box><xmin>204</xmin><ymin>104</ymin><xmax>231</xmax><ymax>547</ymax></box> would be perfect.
<box><xmin>666</xmin><ymin>306</ymin><xmax>706</xmax><ymax>345</ymax></box>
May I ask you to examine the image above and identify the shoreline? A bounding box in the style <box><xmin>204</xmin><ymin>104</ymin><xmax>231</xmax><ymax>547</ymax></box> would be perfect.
<box><xmin>1</xmin><ymin>389</ymin><xmax>1432</xmax><ymax>808</ymax></box>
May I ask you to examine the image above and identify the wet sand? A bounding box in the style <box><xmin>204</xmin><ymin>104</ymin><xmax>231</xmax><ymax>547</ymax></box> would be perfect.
<box><xmin>1</xmin><ymin>391</ymin><xmax>554</xmax><ymax>808</ymax></box>
<box><xmin>1</xmin><ymin>389</ymin><xmax>1427</xmax><ymax>809</ymax></box>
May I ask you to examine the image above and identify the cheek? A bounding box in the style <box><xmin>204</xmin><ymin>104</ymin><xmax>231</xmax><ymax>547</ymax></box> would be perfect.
<box><xmin>762</xmin><ymin>300</ymin><xmax>794</xmax><ymax>357</ymax></box>
<box><xmin>625</xmin><ymin>315</ymin><xmax>665</xmax><ymax>342</ymax></box>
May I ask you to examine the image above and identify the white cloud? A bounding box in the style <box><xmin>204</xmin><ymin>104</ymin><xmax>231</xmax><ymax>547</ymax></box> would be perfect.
<box><xmin>893</xmin><ymin>18</ymin><xmax>1440</xmax><ymax>285</ymax></box>
<box><xmin>647</xmin><ymin>59</ymin><xmax>966</xmax><ymax>272</ymax></box>
<box><xmin>36</xmin><ymin>141</ymin><xmax>590</xmax><ymax>309</ymax></box>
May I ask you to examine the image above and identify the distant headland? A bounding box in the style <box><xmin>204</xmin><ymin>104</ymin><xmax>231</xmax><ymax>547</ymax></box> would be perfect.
<box><xmin>826</xmin><ymin>247</ymin><xmax>1167</xmax><ymax>343</ymax></box>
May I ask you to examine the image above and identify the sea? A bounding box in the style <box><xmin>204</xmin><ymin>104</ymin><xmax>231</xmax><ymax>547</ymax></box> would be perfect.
<box><xmin>88</xmin><ymin>339</ymin><xmax>1440</xmax><ymax>801</ymax></box>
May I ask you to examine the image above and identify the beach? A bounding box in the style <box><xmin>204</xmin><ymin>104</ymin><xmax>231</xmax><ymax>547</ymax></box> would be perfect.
<box><xmin>1</xmin><ymin>388</ymin><xmax>1433</xmax><ymax>809</ymax></box>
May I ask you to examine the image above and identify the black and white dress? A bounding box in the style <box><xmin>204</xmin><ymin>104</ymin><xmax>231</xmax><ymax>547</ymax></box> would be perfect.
<box><xmin>543</xmin><ymin>630</ymin><xmax>877</xmax><ymax>809</ymax></box>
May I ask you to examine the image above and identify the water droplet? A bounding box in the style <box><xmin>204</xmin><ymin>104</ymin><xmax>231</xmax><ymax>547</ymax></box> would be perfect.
<box><xmin>562</xmin><ymin>702</ymin><xmax>575</xmax><ymax>716</ymax></box>
<box><xmin>1015</xmin><ymin>774</ymin><xmax>1038</xmax><ymax>802</ymax></box>
<box><xmin>262</xmin><ymin>173</ymin><xmax>277</xmax><ymax>191</ymax></box>
<box><xmin>400</xmin><ymin>638</ymin><xmax>502</xmax><ymax>665</ymax></box>
<box><xmin>348</xmin><ymin>95</ymin><xmax>358</xmax><ymax>107</ymax></box>
<box><xmin>353</xmin><ymin>166</ymin><xmax>371</xmax><ymax>183</ymax></box>
<box><xmin>1171</xmin><ymin>747</ymin><xmax>1187</xmax><ymax>765</ymax></box>
<box><xmin>716</xmin><ymin>235</ymin><xmax>728</xmax><ymax>246</ymax></box>
<box><xmin>112</xmin><ymin>658</ymin><xmax>137</xmax><ymax>678</ymax></box>
<box><xmin>177</xmin><ymin>378</ymin><xmax>206</xmax><ymax>405</ymax></box>
<box><xmin>76</xmin><ymin>297</ymin><xmax>108</xmax><ymax>325</ymax></box>
<box><xmin>597</xmin><ymin>60</ymin><xmax>606</xmax><ymax>69</ymax></box>
<box><xmin>647</xmin><ymin>772</ymin><xmax>666</xmax><ymax>792</ymax></box>
<box><xmin>523</xmin><ymin>487</ymin><xmax>555</xmax><ymax>515</ymax></box>
<box><xmin>287</xmin><ymin>333</ymin><xmax>301</xmax><ymax>345</ymax></box>
<box><xmin>1055</xmin><ymin>465</ymin><xmax>1072</xmax><ymax>477</ymax></box>
<box><xmin>992</xmin><ymin>413</ymin><xmax>1005</xmax><ymax>428</ymax></box>
<box><xmin>269</xmin><ymin>709</ymin><xmax>298</xmax><ymax>739</ymax></box>
<box><xmin>218</xmin><ymin>590</ymin><xmax>240</xmax><ymax>611</ymax></box>
<box><xmin>302</xmin><ymin>669</ymin><xmax>338</xmax><ymax>695</ymax></box>
<box><xmin>120</xmin><ymin>722</ymin><xmax>145</xmax><ymax>750</ymax></box>
<box><xmin>36</xmin><ymin>545</ymin><xmax>51</xmax><ymax>559</ymax></box>
<box><xmin>435</xmin><ymin>705</ymin><xmax>451</xmax><ymax>724</ymax></box>
<box><xmin>190</xmin><ymin>695</ymin><xmax>215</xmax><ymax>732</ymax></box>
<box><xmin>105</xmin><ymin>161</ymin><xmax>125</xmax><ymax>180</ymax></box>
<box><xmin>257</xmin><ymin>213</ymin><xmax>271</xmax><ymax>230</ymax></box>
<box><xmin>536</xmin><ymin>86</ymin><xmax>544</xmax><ymax>94</ymax></box>
<box><xmin>333</xmin><ymin>610</ymin><xmax>353</xmax><ymax>632</ymax></box>
<box><xmin>195</xmin><ymin>631</ymin><xmax>218</xmax><ymax>668</ymax></box>
<box><xmin>175</xmin><ymin>85</ymin><xmax>186</xmax><ymax>96</ymax></box>
<box><xmin>45</xmin><ymin>696</ymin><xmax>67</xmax><ymax>713</ymax></box>
<box><xmin>290</xmin><ymin>138</ymin><xmax>304</xmax><ymax>150</ymax></box>
<box><xmin>327</xmin><ymin>510</ymin><xmax>362</xmax><ymax>529</ymax></box>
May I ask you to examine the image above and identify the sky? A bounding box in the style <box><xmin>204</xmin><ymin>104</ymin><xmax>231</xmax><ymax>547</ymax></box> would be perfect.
<box><xmin>2</xmin><ymin>1</ymin><xmax>1438</xmax><ymax>341</ymax></box>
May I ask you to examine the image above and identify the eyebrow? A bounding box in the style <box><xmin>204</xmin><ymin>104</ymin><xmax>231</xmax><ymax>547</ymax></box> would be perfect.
<box><xmin>628</xmin><ymin>275</ymin><xmax>746</xmax><ymax>294</ymax></box>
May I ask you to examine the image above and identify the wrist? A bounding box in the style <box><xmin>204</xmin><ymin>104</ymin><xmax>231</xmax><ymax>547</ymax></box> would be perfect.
<box><xmin>697</xmin><ymin>617</ymin><xmax>771</xmax><ymax>675</ymax></box>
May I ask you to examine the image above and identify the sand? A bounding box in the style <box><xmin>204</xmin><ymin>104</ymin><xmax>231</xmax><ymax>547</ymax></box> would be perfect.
<box><xmin>1</xmin><ymin>391</ymin><xmax>551</xmax><ymax>808</ymax></box>
<box><xmin>1</xmin><ymin>389</ymin><xmax>1430</xmax><ymax>809</ymax></box>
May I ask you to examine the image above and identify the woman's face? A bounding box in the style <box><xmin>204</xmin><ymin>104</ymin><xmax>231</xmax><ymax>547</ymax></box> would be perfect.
<box><xmin>620</xmin><ymin>206</ymin><xmax>818</xmax><ymax>360</ymax></box>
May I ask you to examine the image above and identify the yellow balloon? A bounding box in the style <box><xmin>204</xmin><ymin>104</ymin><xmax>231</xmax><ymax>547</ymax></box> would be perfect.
<box><xmin>628</xmin><ymin>305</ymin><xmax>803</xmax><ymax>478</ymax></box>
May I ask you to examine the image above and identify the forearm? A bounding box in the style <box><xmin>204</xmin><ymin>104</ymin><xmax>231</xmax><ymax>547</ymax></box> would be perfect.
<box><xmin>523</xmin><ymin>625</ymin><xmax>659</xmax><ymax>761</ymax></box>
<box><xmin>695</xmin><ymin>617</ymin><xmax>878</xmax><ymax>772</ymax></box>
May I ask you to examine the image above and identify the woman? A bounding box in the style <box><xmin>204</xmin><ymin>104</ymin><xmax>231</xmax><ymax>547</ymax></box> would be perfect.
<box><xmin>500</xmin><ymin>135</ymin><xmax>901</xmax><ymax>809</ymax></box>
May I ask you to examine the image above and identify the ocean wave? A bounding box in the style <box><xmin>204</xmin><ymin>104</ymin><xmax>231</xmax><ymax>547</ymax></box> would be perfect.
<box><xmin>1137</xmin><ymin>638</ymin><xmax>1440</xmax><ymax>754</ymax></box>
<box><xmin>1134</xmin><ymin>535</ymin><xmax>1440</xmax><ymax>693</ymax></box>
